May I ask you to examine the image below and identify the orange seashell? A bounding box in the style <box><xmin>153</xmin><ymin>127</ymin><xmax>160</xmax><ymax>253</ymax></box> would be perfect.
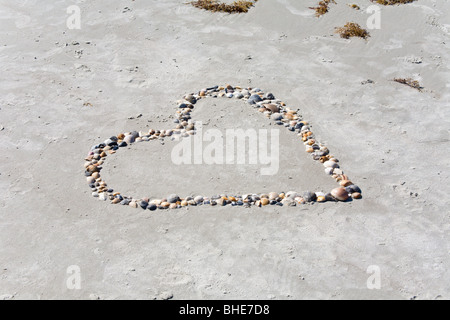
<box><xmin>161</xmin><ymin>202</ymin><xmax>170</xmax><ymax>208</ymax></box>
<box><xmin>261</xmin><ymin>198</ymin><xmax>270</xmax><ymax>206</ymax></box>
<box><xmin>352</xmin><ymin>193</ymin><xmax>362</xmax><ymax>199</ymax></box>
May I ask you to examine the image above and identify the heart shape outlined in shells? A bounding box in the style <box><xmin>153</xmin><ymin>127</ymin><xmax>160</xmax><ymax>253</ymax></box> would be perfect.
<box><xmin>84</xmin><ymin>85</ymin><xmax>362</xmax><ymax>210</ymax></box>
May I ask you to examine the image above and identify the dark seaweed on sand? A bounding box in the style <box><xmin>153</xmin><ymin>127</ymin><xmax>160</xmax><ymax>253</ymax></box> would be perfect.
<box><xmin>190</xmin><ymin>0</ymin><xmax>258</xmax><ymax>13</ymax></box>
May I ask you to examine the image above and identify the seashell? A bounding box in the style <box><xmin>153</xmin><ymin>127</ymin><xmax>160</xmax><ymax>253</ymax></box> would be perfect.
<box><xmin>161</xmin><ymin>202</ymin><xmax>170</xmax><ymax>208</ymax></box>
<box><xmin>331</xmin><ymin>187</ymin><xmax>349</xmax><ymax>202</ymax></box>
<box><xmin>324</xmin><ymin>161</ymin><xmax>339</xmax><ymax>169</ymax></box>
<box><xmin>194</xmin><ymin>196</ymin><xmax>204</xmax><ymax>204</ymax></box>
<box><xmin>303</xmin><ymin>191</ymin><xmax>316</xmax><ymax>203</ymax></box>
<box><xmin>111</xmin><ymin>198</ymin><xmax>121</xmax><ymax>204</ymax></box>
<box><xmin>340</xmin><ymin>180</ymin><xmax>353</xmax><ymax>187</ymax></box>
<box><xmin>352</xmin><ymin>192</ymin><xmax>362</xmax><ymax>199</ymax></box>
<box><xmin>180</xmin><ymin>200</ymin><xmax>188</xmax><ymax>207</ymax></box>
<box><xmin>216</xmin><ymin>198</ymin><xmax>226</xmax><ymax>206</ymax></box>
<box><xmin>263</xmin><ymin>104</ymin><xmax>280</xmax><ymax>113</ymax></box>
<box><xmin>261</xmin><ymin>198</ymin><xmax>270</xmax><ymax>206</ymax></box>
<box><xmin>285</xmin><ymin>113</ymin><xmax>295</xmax><ymax>120</ymax></box>
<box><xmin>348</xmin><ymin>185</ymin><xmax>362</xmax><ymax>194</ymax></box>
<box><xmin>87</xmin><ymin>165</ymin><xmax>99</xmax><ymax>173</ymax></box>
<box><xmin>123</xmin><ymin>135</ymin><xmax>135</xmax><ymax>144</ymax></box>
<box><xmin>129</xmin><ymin>201</ymin><xmax>138</xmax><ymax>208</ymax></box>
<box><xmin>169</xmin><ymin>203</ymin><xmax>178</xmax><ymax>209</ymax></box>
<box><xmin>167</xmin><ymin>194</ymin><xmax>180</xmax><ymax>204</ymax></box>
<box><xmin>271</xmin><ymin>113</ymin><xmax>283</xmax><ymax>121</ymax></box>
<box><xmin>295</xmin><ymin>197</ymin><xmax>306</xmax><ymax>204</ymax></box>
<box><xmin>139</xmin><ymin>200</ymin><xmax>148</xmax><ymax>209</ymax></box>
<box><xmin>325</xmin><ymin>167</ymin><xmax>334</xmax><ymax>175</ymax></box>
<box><xmin>315</xmin><ymin>192</ymin><xmax>326</xmax><ymax>198</ymax></box>
<box><xmin>286</xmin><ymin>191</ymin><xmax>299</xmax><ymax>199</ymax></box>
<box><xmin>317</xmin><ymin>196</ymin><xmax>326</xmax><ymax>203</ymax></box>
<box><xmin>269</xmin><ymin>192</ymin><xmax>278</xmax><ymax>200</ymax></box>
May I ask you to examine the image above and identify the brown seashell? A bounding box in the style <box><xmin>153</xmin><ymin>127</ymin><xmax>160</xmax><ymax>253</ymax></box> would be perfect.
<box><xmin>264</xmin><ymin>104</ymin><xmax>280</xmax><ymax>113</ymax></box>
<box><xmin>285</xmin><ymin>113</ymin><xmax>295</xmax><ymax>120</ymax></box>
<box><xmin>111</xmin><ymin>198</ymin><xmax>121</xmax><ymax>204</ymax></box>
<box><xmin>317</xmin><ymin>196</ymin><xmax>327</xmax><ymax>203</ymax></box>
<box><xmin>87</xmin><ymin>165</ymin><xmax>99</xmax><ymax>173</ymax></box>
<box><xmin>169</xmin><ymin>203</ymin><xmax>178</xmax><ymax>209</ymax></box>
<box><xmin>181</xmin><ymin>200</ymin><xmax>188</xmax><ymax>207</ymax></box>
<box><xmin>331</xmin><ymin>187</ymin><xmax>349</xmax><ymax>201</ymax></box>
<box><xmin>117</xmin><ymin>133</ymin><xmax>125</xmax><ymax>140</ymax></box>
<box><xmin>92</xmin><ymin>172</ymin><xmax>100</xmax><ymax>179</ymax></box>
<box><xmin>340</xmin><ymin>180</ymin><xmax>353</xmax><ymax>187</ymax></box>
<box><xmin>352</xmin><ymin>192</ymin><xmax>362</xmax><ymax>199</ymax></box>
<box><xmin>261</xmin><ymin>198</ymin><xmax>270</xmax><ymax>206</ymax></box>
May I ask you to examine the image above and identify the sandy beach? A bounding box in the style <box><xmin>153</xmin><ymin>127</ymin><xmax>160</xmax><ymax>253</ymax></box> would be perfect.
<box><xmin>0</xmin><ymin>0</ymin><xmax>449</xmax><ymax>300</ymax></box>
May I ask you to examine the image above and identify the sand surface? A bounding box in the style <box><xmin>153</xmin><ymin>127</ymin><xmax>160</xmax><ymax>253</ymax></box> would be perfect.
<box><xmin>0</xmin><ymin>0</ymin><xmax>449</xmax><ymax>300</ymax></box>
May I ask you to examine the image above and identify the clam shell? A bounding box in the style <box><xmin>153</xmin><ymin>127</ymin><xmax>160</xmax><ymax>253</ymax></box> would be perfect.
<box><xmin>331</xmin><ymin>187</ymin><xmax>349</xmax><ymax>202</ymax></box>
<box><xmin>324</xmin><ymin>161</ymin><xmax>339</xmax><ymax>169</ymax></box>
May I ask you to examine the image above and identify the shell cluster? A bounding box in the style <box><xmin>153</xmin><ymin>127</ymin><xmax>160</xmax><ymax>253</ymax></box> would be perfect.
<box><xmin>84</xmin><ymin>85</ymin><xmax>362</xmax><ymax>210</ymax></box>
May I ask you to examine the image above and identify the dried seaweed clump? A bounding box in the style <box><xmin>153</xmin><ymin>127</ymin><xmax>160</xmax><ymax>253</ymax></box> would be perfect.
<box><xmin>371</xmin><ymin>0</ymin><xmax>416</xmax><ymax>5</ymax></box>
<box><xmin>309</xmin><ymin>0</ymin><xmax>336</xmax><ymax>17</ymax></box>
<box><xmin>335</xmin><ymin>22</ymin><xmax>370</xmax><ymax>39</ymax></box>
<box><xmin>393</xmin><ymin>78</ymin><xmax>423</xmax><ymax>91</ymax></box>
<box><xmin>190</xmin><ymin>0</ymin><xmax>258</xmax><ymax>13</ymax></box>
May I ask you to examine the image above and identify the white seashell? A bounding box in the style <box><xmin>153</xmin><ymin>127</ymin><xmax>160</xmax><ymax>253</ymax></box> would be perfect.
<box><xmin>324</xmin><ymin>161</ymin><xmax>339</xmax><ymax>169</ymax></box>
<box><xmin>325</xmin><ymin>167</ymin><xmax>334</xmax><ymax>175</ymax></box>
<box><xmin>315</xmin><ymin>192</ymin><xmax>326</xmax><ymax>197</ymax></box>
